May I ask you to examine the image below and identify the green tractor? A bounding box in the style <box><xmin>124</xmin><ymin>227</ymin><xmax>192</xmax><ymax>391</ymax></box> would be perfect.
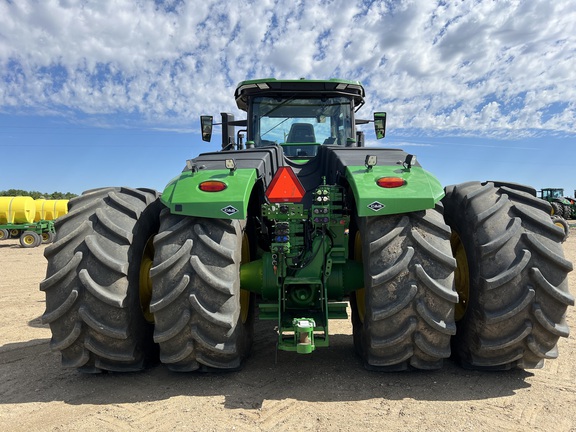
<box><xmin>539</xmin><ymin>188</ymin><xmax>574</xmax><ymax>219</ymax></box>
<box><xmin>41</xmin><ymin>78</ymin><xmax>573</xmax><ymax>373</ymax></box>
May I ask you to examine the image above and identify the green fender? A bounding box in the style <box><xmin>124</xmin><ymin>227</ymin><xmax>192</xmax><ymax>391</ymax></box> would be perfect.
<box><xmin>161</xmin><ymin>168</ymin><xmax>258</xmax><ymax>219</ymax></box>
<box><xmin>345</xmin><ymin>165</ymin><xmax>445</xmax><ymax>217</ymax></box>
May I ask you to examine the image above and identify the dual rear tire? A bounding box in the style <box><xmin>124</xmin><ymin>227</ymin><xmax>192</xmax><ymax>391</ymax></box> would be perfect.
<box><xmin>352</xmin><ymin>181</ymin><xmax>573</xmax><ymax>371</ymax></box>
<box><xmin>149</xmin><ymin>210</ymin><xmax>254</xmax><ymax>372</ymax></box>
<box><xmin>41</xmin><ymin>187</ymin><xmax>162</xmax><ymax>372</ymax></box>
<box><xmin>41</xmin><ymin>189</ymin><xmax>251</xmax><ymax>373</ymax></box>
<box><xmin>351</xmin><ymin>204</ymin><xmax>458</xmax><ymax>371</ymax></box>
<box><xmin>442</xmin><ymin>181</ymin><xmax>573</xmax><ymax>369</ymax></box>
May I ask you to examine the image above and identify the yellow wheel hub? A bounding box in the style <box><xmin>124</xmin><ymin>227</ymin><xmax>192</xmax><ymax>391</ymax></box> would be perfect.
<box><xmin>450</xmin><ymin>231</ymin><xmax>470</xmax><ymax>321</ymax></box>
<box><xmin>554</xmin><ymin>220</ymin><xmax>565</xmax><ymax>230</ymax></box>
<box><xmin>139</xmin><ymin>237</ymin><xmax>155</xmax><ymax>323</ymax></box>
<box><xmin>23</xmin><ymin>234</ymin><xmax>35</xmax><ymax>245</ymax></box>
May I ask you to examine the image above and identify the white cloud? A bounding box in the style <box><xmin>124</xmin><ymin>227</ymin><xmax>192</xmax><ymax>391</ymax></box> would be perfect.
<box><xmin>0</xmin><ymin>0</ymin><xmax>575</xmax><ymax>136</ymax></box>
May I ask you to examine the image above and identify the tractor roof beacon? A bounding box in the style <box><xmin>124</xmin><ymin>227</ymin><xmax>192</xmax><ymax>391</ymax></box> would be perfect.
<box><xmin>41</xmin><ymin>78</ymin><xmax>574</xmax><ymax>374</ymax></box>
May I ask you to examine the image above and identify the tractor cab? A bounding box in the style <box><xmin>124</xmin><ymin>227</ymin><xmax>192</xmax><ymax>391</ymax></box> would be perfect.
<box><xmin>540</xmin><ymin>188</ymin><xmax>565</xmax><ymax>200</ymax></box>
<box><xmin>201</xmin><ymin>78</ymin><xmax>386</xmax><ymax>157</ymax></box>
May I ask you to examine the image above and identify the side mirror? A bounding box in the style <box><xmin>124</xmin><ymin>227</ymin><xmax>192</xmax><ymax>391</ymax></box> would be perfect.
<box><xmin>201</xmin><ymin>115</ymin><xmax>213</xmax><ymax>142</ymax></box>
<box><xmin>374</xmin><ymin>112</ymin><xmax>386</xmax><ymax>139</ymax></box>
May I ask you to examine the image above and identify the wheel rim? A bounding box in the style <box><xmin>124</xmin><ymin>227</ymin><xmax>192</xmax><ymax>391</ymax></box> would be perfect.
<box><xmin>353</xmin><ymin>231</ymin><xmax>366</xmax><ymax>323</ymax></box>
<box><xmin>23</xmin><ymin>234</ymin><xmax>35</xmax><ymax>245</ymax></box>
<box><xmin>240</xmin><ymin>233</ymin><xmax>251</xmax><ymax>324</ymax></box>
<box><xmin>139</xmin><ymin>237</ymin><xmax>155</xmax><ymax>323</ymax></box>
<box><xmin>42</xmin><ymin>232</ymin><xmax>50</xmax><ymax>242</ymax></box>
<box><xmin>10</xmin><ymin>229</ymin><xmax>19</xmax><ymax>237</ymax></box>
<box><xmin>450</xmin><ymin>231</ymin><xmax>470</xmax><ymax>321</ymax></box>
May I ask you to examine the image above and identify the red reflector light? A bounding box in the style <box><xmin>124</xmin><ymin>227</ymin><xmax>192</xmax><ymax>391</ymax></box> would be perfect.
<box><xmin>266</xmin><ymin>166</ymin><xmax>306</xmax><ymax>203</ymax></box>
<box><xmin>199</xmin><ymin>180</ymin><xmax>227</xmax><ymax>192</ymax></box>
<box><xmin>376</xmin><ymin>177</ymin><xmax>406</xmax><ymax>188</ymax></box>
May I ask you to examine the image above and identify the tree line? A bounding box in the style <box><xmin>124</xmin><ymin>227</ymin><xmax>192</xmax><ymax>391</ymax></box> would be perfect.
<box><xmin>0</xmin><ymin>189</ymin><xmax>78</xmax><ymax>200</ymax></box>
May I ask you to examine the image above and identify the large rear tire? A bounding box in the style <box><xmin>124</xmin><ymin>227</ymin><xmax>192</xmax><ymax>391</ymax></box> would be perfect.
<box><xmin>551</xmin><ymin>202</ymin><xmax>563</xmax><ymax>217</ymax></box>
<box><xmin>351</xmin><ymin>203</ymin><xmax>457</xmax><ymax>371</ymax></box>
<box><xmin>150</xmin><ymin>210</ymin><xmax>254</xmax><ymax>372</ymax></box>
<box><xmin>443</xmin><ymin>181</ymin><xmax>574</xmax><ymax>369</ymax></box>
<box><xmin>41</xmin><ymin>187</ymin><xmax>162</xmax><ymax>372</ymax></box>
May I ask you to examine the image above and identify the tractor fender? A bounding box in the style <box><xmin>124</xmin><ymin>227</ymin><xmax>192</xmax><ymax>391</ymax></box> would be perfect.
<box><xmin>322</xmin><ymin>147</ymin><xmax>445</xmax><ymax>217</ymax></box>
<box><xmin>161</xmin><ymin>147</ymin><xmax>283</xmax><ymax>219</ymax></box>
<box><xmin>345</xmin><ymin>165</ymin><xmax>445</xmax><ymax>216</ymax></box>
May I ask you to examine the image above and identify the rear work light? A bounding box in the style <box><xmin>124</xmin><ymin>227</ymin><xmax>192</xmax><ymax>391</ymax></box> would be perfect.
<box><xmin>376</xmin><ymin>177</ymin><xmax>406</xmax><ymax>188</ymax></box>
<box><xmin>199</xmin><ymin>180</ymin><xmax>227</xmax><ymax>192</ymax></box>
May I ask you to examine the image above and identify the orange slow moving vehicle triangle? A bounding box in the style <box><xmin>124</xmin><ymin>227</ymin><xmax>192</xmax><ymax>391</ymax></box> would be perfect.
<box><xmin>265</xmin><ymin>166</ymin><xmax>306</xmax><ymax>203</ymax></box>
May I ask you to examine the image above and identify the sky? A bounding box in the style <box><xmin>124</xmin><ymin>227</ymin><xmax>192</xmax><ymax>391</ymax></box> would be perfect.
<box><xmin>0</xmin><ymin>0</ymin><xmax>575</xmax><ymax>197</ymax></box>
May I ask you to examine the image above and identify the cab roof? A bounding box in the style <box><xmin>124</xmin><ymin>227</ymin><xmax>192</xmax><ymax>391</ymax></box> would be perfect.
<box><xmin>234</xmin><ymin>78</ymin><xmax>365</xmax><ymax>111</ymax></box>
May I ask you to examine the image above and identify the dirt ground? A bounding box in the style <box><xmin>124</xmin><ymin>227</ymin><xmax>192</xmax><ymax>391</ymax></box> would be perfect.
<box><xmin>1</xmin><ymin>228</ymin><xmax>575</xmax><ymax>432</ymax></box>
